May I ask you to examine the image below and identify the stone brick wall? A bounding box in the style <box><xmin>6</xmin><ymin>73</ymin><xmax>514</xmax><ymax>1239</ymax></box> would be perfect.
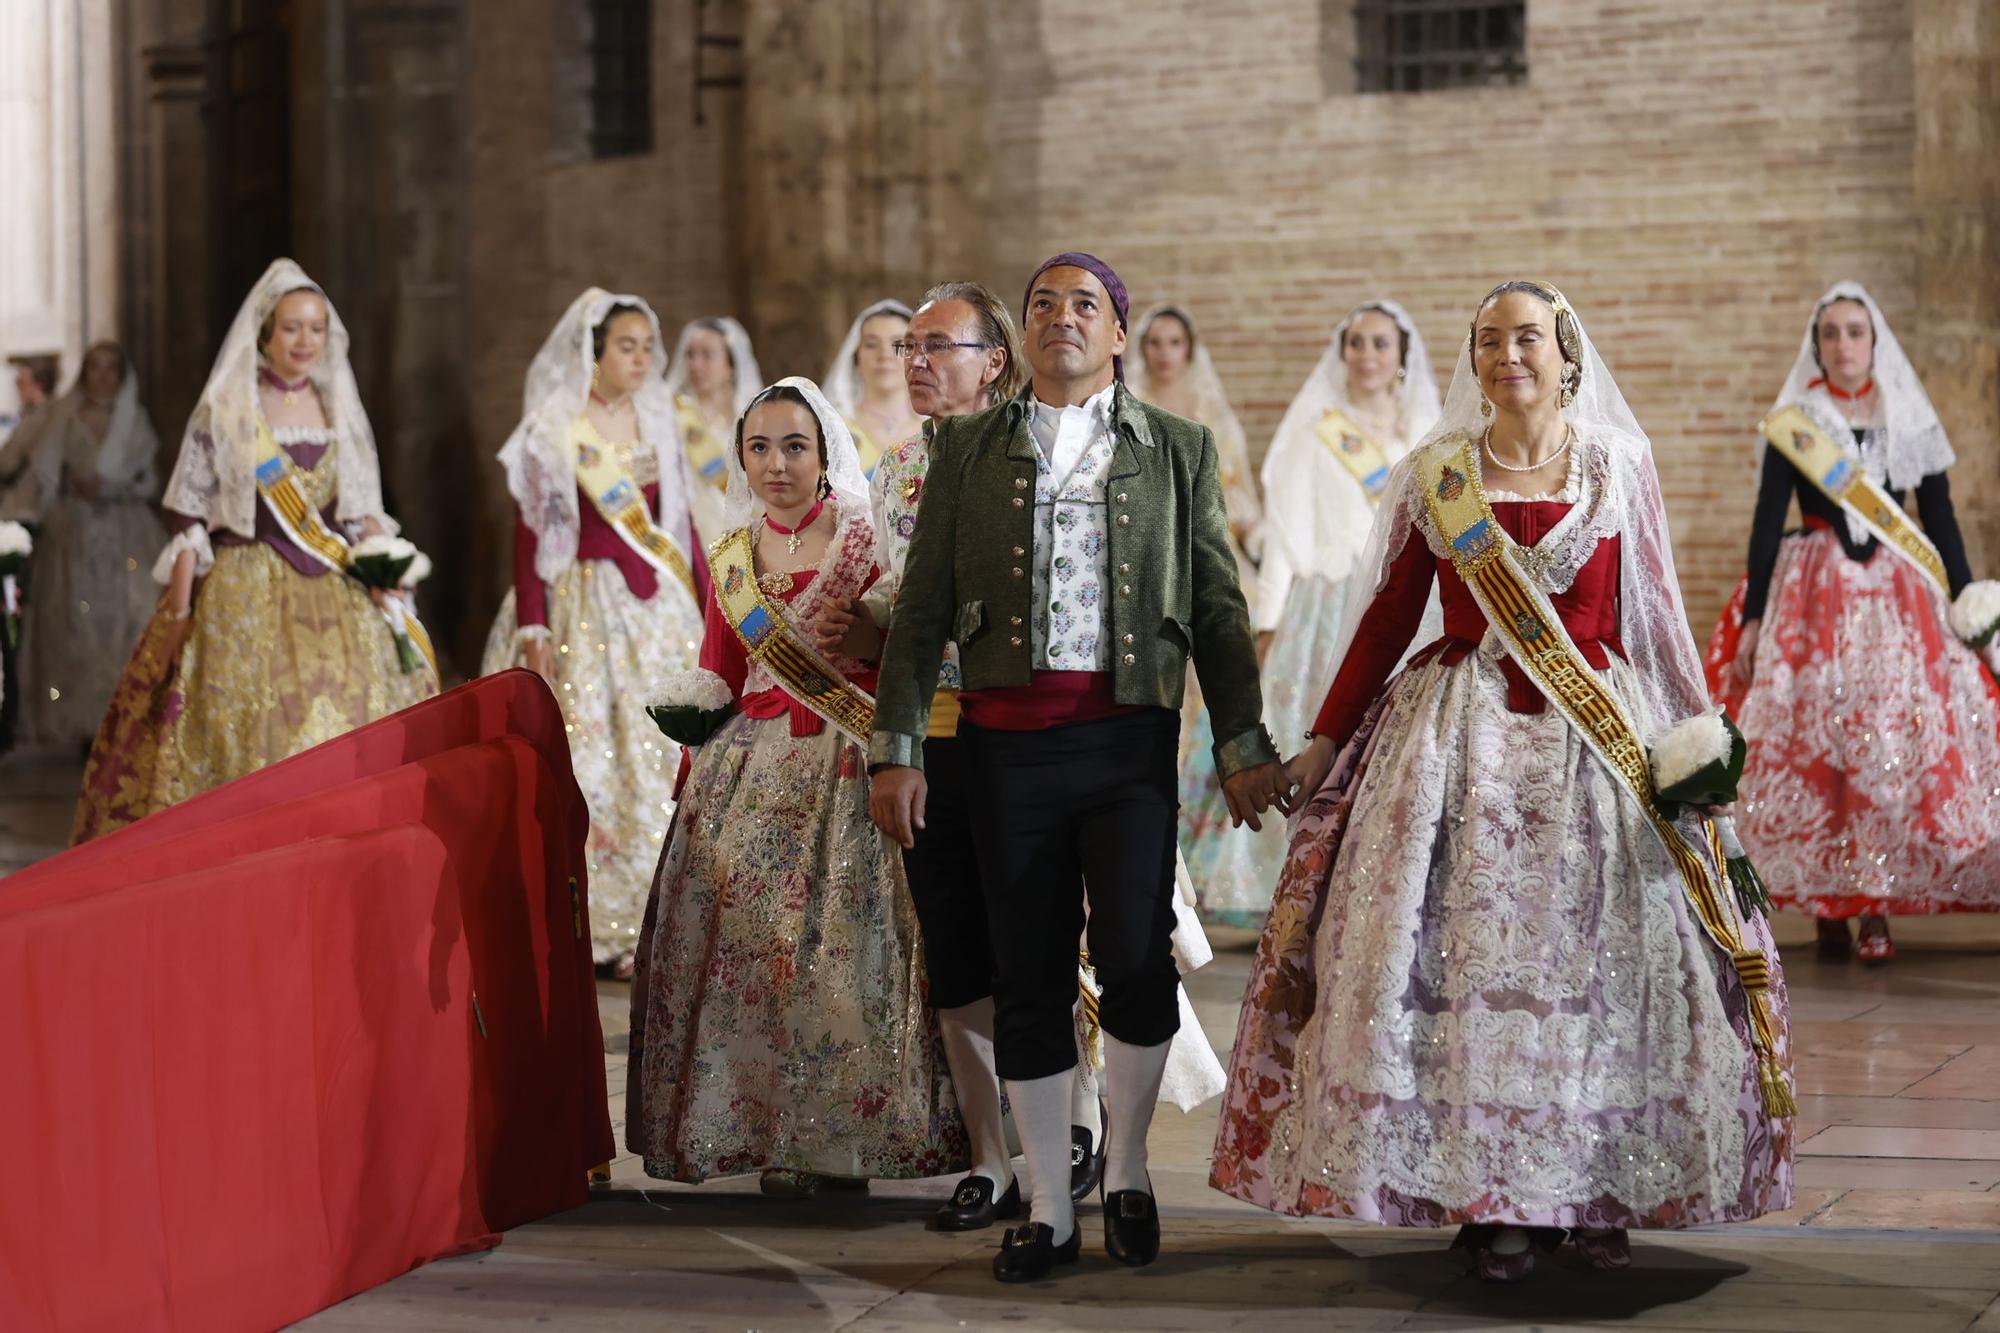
<box><xmin>457</xmin><ymin>0</ymin><xmax>1993</xmax><ymax>641</ymax></box>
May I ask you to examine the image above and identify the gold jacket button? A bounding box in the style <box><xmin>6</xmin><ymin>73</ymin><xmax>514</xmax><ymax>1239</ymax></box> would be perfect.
<box><xmin>1119</xmin><ymin>584</ymin><xmax>1132</xmax><ymax>596</ymax></box>
<box><xmin>1012</xmin><ymin>497</ymin><xmax>1025</xmax><ymax>509</ymax></box>
<box><xmin>1014</xmin><ymin>477</ymin><xmax>1028</xmax><ymax>490</ymax></box>
<box><xmin>1118</xmin><ymin>563</ymin><xmax>1131</xmax><ymax>574</ymax></box>
<box><xmin>1011</xmin><ymin>545</ymin><xmax>1025</xmax><ymax>557</ymax></box>
<box><xmin>1115</xmin><ymin>492</ymin><xmax>1128</xmax><ymax>504</ymax></box>
<box><xmin>1010</xmin><ymin>615</ymin><xmax>1024</xmax><ymax>626</ymax></box>
<box><xmin>1122</xmin><ymin>653</ymin><xmax>1136</xmax><ymax>666</ymax></box>
<box><xmin>1011</xmin><ymin>567</ymin><xmax>1024</xmax><ymax>578</ymax></box>
<box><xmin>1010</xmin><ymin>636</ymin><xmax>1023</xmax><ymax>647</ymax></box>
<box><xmin>1121</xmin><ymin>632</ymin><xmax>1134</xmax><ymax>645</ymax></box>
<box><xmin>1115</xmin><ymin>514</ymin><xmax>1130</xmax><ymax>527</ymax></box>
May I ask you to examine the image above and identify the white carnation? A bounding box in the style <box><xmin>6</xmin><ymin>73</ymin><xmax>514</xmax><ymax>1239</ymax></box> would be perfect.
<box><xmin>399</xmin><ymin>552</ymin><xmax>433</xmax><ymax>587</ymax></box>
<box><xmin>652</xmin><ymin>667</ymin><xmax>734</xmax><ymax>712</ymax></box>
<box><xmin>1948</xmin><ymin>580</ymin><xmax>2000</xmax><ymax>645</ymax></box>
<box><xmin>1651</xmin><ymin>708</ymin><xmax>1733</xmax><ymax>792</ymax></box>
<box><xmin>349</xmin><ymin>533</ymin><xmax>417</xmax><ymax>563</ymax></box>
<box><xmin>0</xmin><ymin>521</ymin><xmax>31</xmax><ymax>557</ymax></box>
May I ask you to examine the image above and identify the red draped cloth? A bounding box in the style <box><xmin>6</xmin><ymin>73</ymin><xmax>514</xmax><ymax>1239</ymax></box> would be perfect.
<box><xmin>0</xmin><ymin>671</ymin><xmax>612</xmax><ymax>1332</ymax></box>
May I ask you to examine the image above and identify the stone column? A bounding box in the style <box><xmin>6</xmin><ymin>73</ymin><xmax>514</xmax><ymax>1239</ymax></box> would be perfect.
<box><xmin>1911</xmin><ymin>0</ymin><xmax>2000</xmax><ymax>575</ymax></box>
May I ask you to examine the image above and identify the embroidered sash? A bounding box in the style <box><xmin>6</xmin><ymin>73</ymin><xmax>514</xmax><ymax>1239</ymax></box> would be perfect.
<box><xmin>711</xmin><ymin>526</ymin><xmax>876</xmax><ymax>745</ymax></box>
<box><xmin>1762</xmin><ymin>404</ymin><xmax>1948</xmax><ymax>595</ymax></box>
<box><xmin>675</xmin><ymin>394</ymin><xmax>729</xmax><ymax>491</ymax></box>
<box><xmin>1316</xmin><ymin>407</ymin><xmax>1393</xmax><ymax>503</ymax></box>
<box><xmin>571</xmin><ymin>418</ymin><xmax>698</xmax><ymax>603</ymax></box>
<box><xmin>253</xmin><ymin>421</ymin><xmax>439</xmax><ymax>677</ymax></box>
<box><xmin>1419</xmin><ymin>435</ymin><xmax>1794</xmax><ymax>1117</ymax></box>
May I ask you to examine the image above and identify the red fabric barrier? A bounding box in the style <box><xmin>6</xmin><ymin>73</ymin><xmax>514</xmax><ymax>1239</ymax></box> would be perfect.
<box><xmin>0</xmin><ymin>673</ymin><xmax>611</xmax><ymax>1332</ymax></box>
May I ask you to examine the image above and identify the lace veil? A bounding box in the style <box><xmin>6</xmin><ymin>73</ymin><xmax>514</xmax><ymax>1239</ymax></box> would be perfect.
<box><xmin>1769</xmin><ymin>281</ymin><xmax>1954</xmax><ymax>498</ymax></box>
<box><xmin>664</xmin><ymin>317</ymin><xmax>765</xmax><ymax>415</ymax></box>
<box><xmin>497</xmin><ymin>288</ymin><xmax>689</xmax><ymax>583</ymax></box>
<box><xmin>720</xmin><ymin>376</ymin><xmax>870</xmax><ymax>532</ymax></box>
<box><xmin>1260</xmin><ymin>300</ymin><xmax>1441</xmax><ymax>584</ymax></box>
<box><xmin>1126</xmin><ymin>301</ymin><xmax>1260</xmax><ymax>531</ymax></box>
<box><xmin>161</xmin><ymin>258</ymin><xmax>389</xmax><ymax>537</ymax></box>
<box><xmin>1334</xmin><ymin>282</ymin><xmax>1714</xmax><ymax>737</ymax></box>
<box><xmin>821</xmin><ymin>299</ymin><xmax>913</xmax><ymax>417</ymax></box>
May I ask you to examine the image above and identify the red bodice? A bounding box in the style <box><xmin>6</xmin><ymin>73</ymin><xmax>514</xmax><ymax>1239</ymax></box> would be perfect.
<box><xmin>697</xmin><ymin>566</ymin><xmax>881</xmax><ymax>738</ymax></box>
<box><xmin>512</xmin><ymin>482</ymin><xmax>711</xmax><ymax>626</ymax></box>
<box><xmin>1311</xmin><ymin>500</ymin><xmax>1624</xmax><ymax>745</ymax></box>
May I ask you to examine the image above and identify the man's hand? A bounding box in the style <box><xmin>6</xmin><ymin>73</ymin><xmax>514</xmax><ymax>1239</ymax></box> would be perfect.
<box><xmin>870</xmin><ymin>765</ymin><xmax>928</xmax><ymax>849</ymax></box>
<box><xmin>810</xmin><ymin>594</ymin><xmax>882</xmax><ymax>660</ymax></box>
<box><xmin>1222</xmin><ymin>760</ymin><xmax>1290</xmax><ymax>832</ymax></box>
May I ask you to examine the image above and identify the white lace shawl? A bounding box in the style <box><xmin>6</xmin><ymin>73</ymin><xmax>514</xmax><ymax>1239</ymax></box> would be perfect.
<box><xmin>1337</xmin><ymin>287</ymin><xmax>1714</xmax><ymax>741</ymax></box>
<box><xmin>1259</xmin><ymin>300</ymin><xmax>1442</xmax><ymax>585</ymax></box>
<box><xmin>1125</xmin><ymin>302</ymin><xmax>1263</xmax><ymax>552</ymax></box>
<box><xmin>497</xmin><ymin>288</ymin><xmax>691</xmax><ymax>584</ymax></box>
<box><xmin>1767</xmin><ymin>281</ymin><xmax>1955</xmax><ymax>543</ymax></box>
<box><xmin>161</xmin><ymin>257</ymin><xmax>390</xmax><ymax>537</ymax></box>
<box><xmin>719</xmin><ymin>376</ymin><xmax>871</xmax><ymax>532</ymax></box>
<box><xmin>663</xmin><ymin>317</ymin><xmax>764</xmax><ymax>416</ymax></box>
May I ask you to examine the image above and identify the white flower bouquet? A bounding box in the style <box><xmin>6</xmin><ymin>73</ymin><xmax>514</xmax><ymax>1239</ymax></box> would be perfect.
<box><xmin>1650</xmin><ymin>708</ymin><xmax>1768</xmax><ymax>916</ymax></box>
<box><xmin>1948</xmin><ymin>580</ymin><xmax>2000</xmax><ymax>649</ymax></box>
<box><xmin>0</xmin><ymin>521</ymin><xmax>30</xmax><ymax>648</ymax></box>
<box><xmin>647</xmin><ymin>668</ymin><xmax>736</xmax><ymax>748</ymax></box>
<box><xmin>346</xmin><ymin>535</ymin><xmax>429</xmax><ymax>672</ymax></box>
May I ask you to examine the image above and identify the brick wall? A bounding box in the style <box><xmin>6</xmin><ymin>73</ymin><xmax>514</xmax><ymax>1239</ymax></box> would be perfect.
<box><xmin>461</xmin><ymin>0</ymin><xmax>1988</xmax><ymax>638</ymax></box>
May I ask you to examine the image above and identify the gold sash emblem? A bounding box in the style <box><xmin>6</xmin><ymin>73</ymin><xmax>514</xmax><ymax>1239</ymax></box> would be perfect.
<box><xmin>676</xmin><ymin>393</ymin><xmax>729</xmax><ymax>491</ymax></box>
<box><xmin>572</xmin><ymin>418</ymin><xmax>698</xmax><ymax>604</ymax></box>
<box><xmin>1420</xmin><ymin>434</ymin><xmax>1794</xmax><ymax>1117</ymax></box>
<box><xmin>253</xmin><ymin>421</ymin><xmax>438</xmax><ymax>676</ymax></box>
<box><xmin>712</xmin><ymin>527</ymin><xmax>876</xmax><ymax>745</ymax></box>
<box><xmin>1763</xmin><ymin>404</ymin><xmax>1948</xmax><ymax>595</ymax></box>
<box><xmin>1316</xmin><ymin>407</ymin><xmax>1393</xmax><ymax>503</ymax></box>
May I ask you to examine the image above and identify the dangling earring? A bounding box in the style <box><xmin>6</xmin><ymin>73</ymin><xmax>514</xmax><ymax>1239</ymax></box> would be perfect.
<box><xmin>591</xmin><ymin>363</ymin><xmax>602</xmax><ymax>393</ymax></box>
<box><xmin>1396</xmin><ymin>365</ymin><xmax>1408</xmax><ymax>381</ymax></box>
<box><xmin>1558</xmin><ymin>362</ymin><xmax>1579</xmax><ymax>410</ymax></box>
<box><xmin>1478</xmin><ymin>395</ymin><xmax>1494</xmax><ymax>420</ymax></box>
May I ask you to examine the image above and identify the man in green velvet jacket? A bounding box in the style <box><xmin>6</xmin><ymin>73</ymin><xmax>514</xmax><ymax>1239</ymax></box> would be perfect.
<box><xmin>868</xmin><ymin>252</ymin><xmax>1286</xmax><ymax>1283</ymax></box>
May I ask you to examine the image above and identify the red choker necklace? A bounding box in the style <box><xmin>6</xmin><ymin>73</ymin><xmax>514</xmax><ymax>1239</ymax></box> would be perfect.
<box><xmin>763</xmin><ymin>498</ymin><xmax>825</xmax><ymax>555</ymax></box>
<box><xmin>260</xmin><ymin>366</ymin><xmax>310</xmax><ymax>392</ymax></box>
<box><xmin>1808</xmin><ymin>376</ymin><xmax>1874</xmax><ymax>402</ymax></box>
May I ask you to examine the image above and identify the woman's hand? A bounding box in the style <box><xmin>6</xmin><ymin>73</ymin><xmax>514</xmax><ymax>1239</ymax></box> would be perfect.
<box><xmin>1730</xmin><ymin>619</ymin><xmax>1761</xmax><ymax>690</ymax></box>
<box><xmin>811</xmin><ymin>595</ymin><xmax>882</xmax><ymax>660</ymax></box>
<box><xmin>161</xmin><ymin>547</ymin><xmax>196</xmax><ymax>619</ymax></box>
<box><xmin>523</xmin><ymin>636</ymin><xmax>555</xmax><ymax>684</ymax></box>
<box><xmin>1281</xmin><ymin>734</ymin><xmax>1349</xmax><ymax>812</ymax></box>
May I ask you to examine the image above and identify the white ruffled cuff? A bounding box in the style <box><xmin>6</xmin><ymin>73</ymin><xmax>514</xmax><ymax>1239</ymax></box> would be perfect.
<box><xmin>152</xmin><ymin>527</ymin><xmax>214</xmax><ymax>585</ymax></box>
<box><xmin>513</xmin><ymin>623</ymin><xmax>553</xmax><ymax>647</ymax></box>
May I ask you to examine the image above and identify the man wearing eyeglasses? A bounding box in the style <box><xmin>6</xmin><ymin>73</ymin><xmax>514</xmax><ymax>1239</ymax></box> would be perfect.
<box><xmin>868</xmin><ymin>252</ymin><xmax>1287</xmax><ymax>1283</ymax></box>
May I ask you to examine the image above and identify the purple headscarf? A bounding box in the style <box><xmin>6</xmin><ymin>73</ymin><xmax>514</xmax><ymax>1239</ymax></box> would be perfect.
<box><xmin>1022</xmin><ymin>251</ymin><xmax>1130</xmax><ymax>382</ymax></box>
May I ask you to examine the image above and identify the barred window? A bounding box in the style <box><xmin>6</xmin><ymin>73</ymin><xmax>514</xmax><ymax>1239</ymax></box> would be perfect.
<box><xmin>1355</xmin><ymin>0</ymin><xmax>1526</xmax><ymax>93</ymax></box>
<box><xmin>587</xmin><ymin>0</ymin><xmax>652</xmax><ymax>157</ymax></box>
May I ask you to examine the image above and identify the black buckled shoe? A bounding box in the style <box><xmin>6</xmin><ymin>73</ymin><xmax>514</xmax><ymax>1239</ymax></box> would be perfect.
<box><xmin>931</xmin><ymin>1174</ymin><xmax>1021</xmax><ymax>1232</ymax></box>
<box><xmin>1069</xmin><ymin>1119</ymin><xmax>1106</xmax><ymax>1203</ymax></box>
<box><xmin>1103</xmin><ymin>1186</ymin><xmax>1161</xmax><ymax>1267</ymax></box>
<box><xmin>991</xmin><ymin>1222</ymin><xmax>1081</xmax><ymax>1283</ymax></box>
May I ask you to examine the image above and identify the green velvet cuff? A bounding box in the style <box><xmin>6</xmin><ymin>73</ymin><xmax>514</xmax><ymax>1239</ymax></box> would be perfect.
<box><xmin>866</xmin><ymin>730</ymin><xmax>926</xmax><ymax>774</ymax></box>
<box><xmin>1213</xmin><ymin>724</ymin><xmax>1280</xmax><ymax>781</ymax></box>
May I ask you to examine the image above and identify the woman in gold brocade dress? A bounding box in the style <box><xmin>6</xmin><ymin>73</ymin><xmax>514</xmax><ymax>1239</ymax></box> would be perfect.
<box><xmin>73</xmin><ymin>259</ymin><xmax>437</xmax><ymax>841</ymax></box>
<box><xmin>665</xmin><ymin>317</ymin><xmax>763</xmax><ymax>548</ymax></box>
<box><xmin>481</xmin><ymin>289</ymin><xmax>708</xmax><ymax>973</ymax></box>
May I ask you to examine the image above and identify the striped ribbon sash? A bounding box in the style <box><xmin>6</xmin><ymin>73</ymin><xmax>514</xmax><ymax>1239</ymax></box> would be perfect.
<box><xmin>675</xmin><ymin>394</ymin><xmax>729</xmax><ymax>492</ymax></box>
<box><xmin>1763</xmin><ymin>404</ymin><xmax>1948</xmax><ymax>596</ymax></box>
<box><xmin>711</xmin><ymin>526</ymin><xmax>876</xmax><ymax>746</ymax></box>
<box><xmin>572</xmin><ymin>421</ymin><xmax>698</xmax><ymax>603</ymax></box>
<box><xmin>253</xmin><ymin>421</ymin><xmax>439</xmax><ymax>676</ymax></box>
<box><xmin>1316</xmin><ymin>407</ymin><xmax>1393</xmax><ymax>503</ymax></box>
<box><xmin>1419</xmin><ymin>435</ymin><xmax>1794</xmax><ymax>1118</ymax></box>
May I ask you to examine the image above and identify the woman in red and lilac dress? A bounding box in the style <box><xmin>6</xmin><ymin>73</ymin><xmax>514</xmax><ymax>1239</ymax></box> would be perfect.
<box><xmin>1705</xmin><ymin>283</ymin><xmax>2000</xmax><ymax>963</ymax></box>
<box><xmin>1213</xmin><ymin>282</ymin><xmax>1793</xmax><ymax>1282</ymax></box>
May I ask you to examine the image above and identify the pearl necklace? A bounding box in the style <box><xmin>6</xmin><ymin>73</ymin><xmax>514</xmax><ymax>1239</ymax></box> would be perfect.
<box><xmin>1482</xmin><ymin>425</ymin><xmax>1574</xmax><ymax>474</ymax></box>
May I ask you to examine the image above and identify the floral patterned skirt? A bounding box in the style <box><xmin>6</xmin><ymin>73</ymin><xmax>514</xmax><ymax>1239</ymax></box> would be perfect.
<box><xmin>624</xmin><ymin>711</ymin><xmax>968</xmax><ymax>1183</ymax></box>
<box><xmin>1706</xmin><ymin>528</ymin><xmax>2000</xmax><ymax>917</ymax></box>
<box><xmin>1211</xmin><ymin>652</ymin><xmax>1793</xmax><ymax>1230</ymax></box>
<box><xmin>482</xmin><ymin>562</ymin><xmax>702</xmax><ymax>963</ymax></box>
<box><xmin>72</xmin><ymin>543</ymin><xmax>436</xmax><ymax>842</ymax></box>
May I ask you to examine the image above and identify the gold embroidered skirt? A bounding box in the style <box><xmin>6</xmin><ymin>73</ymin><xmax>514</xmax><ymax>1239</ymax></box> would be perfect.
<box><xmin>73</xmin><ymin>542</ymin><xmax>437</xmax><ymax>840</ymax></box>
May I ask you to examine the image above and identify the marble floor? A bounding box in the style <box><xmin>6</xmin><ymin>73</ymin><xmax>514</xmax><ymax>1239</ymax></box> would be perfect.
<box><xmin>5</xmin><ymin>753</ymin><xmax>1997</xmax><ymax>1332</ymax></box>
